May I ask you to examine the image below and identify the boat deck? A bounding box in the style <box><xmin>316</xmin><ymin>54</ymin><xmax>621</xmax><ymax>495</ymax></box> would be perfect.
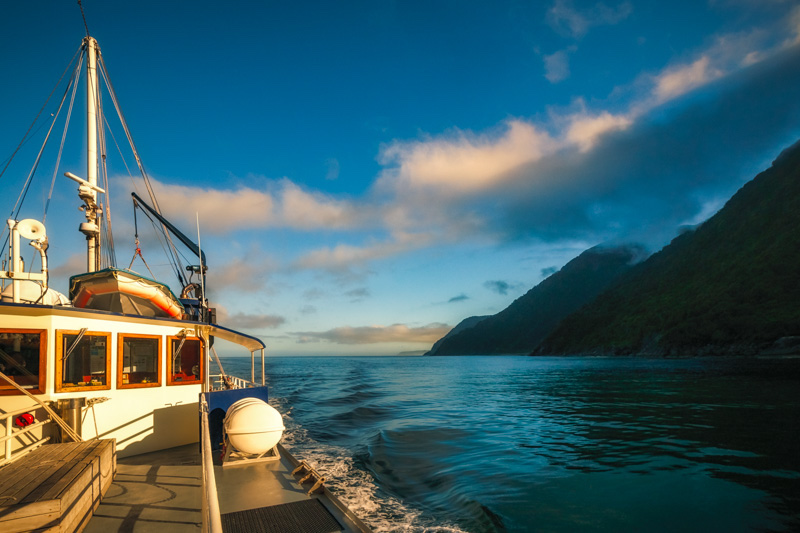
<box><xmin>83</xmin><ymin>443</ymin><xmax>202</xmax><ymax>533</ymax></box>
<box><xmin>84</xmin><ymin>443</ymin><xmax>370</xmax><ymax>532</ymax></box>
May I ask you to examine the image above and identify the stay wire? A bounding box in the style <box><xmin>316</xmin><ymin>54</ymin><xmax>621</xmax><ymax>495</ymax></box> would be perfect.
<box><xmin>98</xmin><ymin>54</ymin><xmax>187</xmax><ymax>287</ymax></box>
<box><xmin>43</xmin><ymin>52</ymin><xmax>84</xmax><ymax>224</ymax></box>
<box><xmin>1</xmin><ymin>58</ymin><xmax>81</xmax><ymax>258</ymax></box>
<box><xmin>78</xmin><ymin>0</ymin><xmax>91</xmax><ymax>38</ymax></box>
<box><xmin>0</xmin><ymin>45</ymin><xmax>82</xmax><ymax>183</ymax></box>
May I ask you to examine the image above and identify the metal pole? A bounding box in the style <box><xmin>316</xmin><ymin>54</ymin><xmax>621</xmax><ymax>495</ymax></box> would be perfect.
<box><xmin>85</xmin><ymin>36</ymin><xmax>99</xmax><ymax>272</ymax></box>
<box><xmin>10</xmin><ymin>221</ymin><xmax>20</xmax><ymax>303</ymax></box>
<box><xmin>261</xmin><ymin>348</ymin><xmax>265</xmax><ymax>386</ymax></box>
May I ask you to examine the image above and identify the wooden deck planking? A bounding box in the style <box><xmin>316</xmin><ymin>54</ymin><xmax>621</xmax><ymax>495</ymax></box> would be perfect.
<box><xmin>0</xmin><ymin>440</ymin><xmax>115</xmax><ymax>533</ymax></box>
<box><xmin>0</xmin><ymin>443</ymin><xmax>66</xmax><ymax>498</ymax></box>
<box><xmin>1</xmin><ymin>441</ymin><xmax>92</xmax><ymax>500</ymax></box>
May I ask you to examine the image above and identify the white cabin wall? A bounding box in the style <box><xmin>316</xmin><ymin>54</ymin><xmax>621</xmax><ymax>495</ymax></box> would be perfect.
<box><xmin>1</xmin><ymin>309</ymin><xmax>204</xmax><ymax>457</ymax></box>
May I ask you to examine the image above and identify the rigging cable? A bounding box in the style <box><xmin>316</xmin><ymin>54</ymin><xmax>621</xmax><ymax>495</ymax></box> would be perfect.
<box><xmin>94</xmin><ymin>52</ymin><xmax>116</xmax><ymax>268</ymax></box>
<box><xmin>0</xmin><ymin>45</ymin><xmax>81</xmax><ymax>184</ymax></box>
<box><xmin>98</xmin><ymin>54</ymin><xmax>187</xmax><ymax>287</ymax></box>
<box><xmin>43</xmin><ymin>51</ymin><xmax>84</xmax><ymax>223</ymax></box>
<box><xmin>78</xmin><ymin>0</ymin><xmax>91</xmax><ymax>38</ymax></box>
<box><xmin>128</xmin><ymin>201</ymin><xmax>156</xmax><ymax>279</ymax></box>
<box><xmin>1</xmin><ymin>52</ymin><xmax>83</xmax><ymax>258</ymax></box>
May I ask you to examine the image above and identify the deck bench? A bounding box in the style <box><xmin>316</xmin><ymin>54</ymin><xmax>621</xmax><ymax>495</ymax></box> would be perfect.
<box><xmin>0</xmin><ymin>439</ymin><xmax>115</xmax><ymax>533</ymax></box>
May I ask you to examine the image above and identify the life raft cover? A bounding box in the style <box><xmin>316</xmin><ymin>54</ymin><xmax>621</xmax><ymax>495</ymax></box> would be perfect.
<box><xmin>69</xmin><ymin>267</ymin><xmax>184</xmax><ymax>318</ymax></box>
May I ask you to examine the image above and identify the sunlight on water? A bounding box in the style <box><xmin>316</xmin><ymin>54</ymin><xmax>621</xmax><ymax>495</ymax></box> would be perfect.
<box><xmin>221</xmin><ymin>356</ymin><xmax>800</xmax><ymax>533</ymax></box>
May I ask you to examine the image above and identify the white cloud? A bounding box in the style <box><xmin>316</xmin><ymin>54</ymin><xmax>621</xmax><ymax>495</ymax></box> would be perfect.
<box><xmin>293</xmin><ymin>322</ymin><xmax>451</xmax><ymax>345</ymax></box>
<box><xmin>547</xmin><ymin>0</ymin><xmax>633</xmax><ymax>39</ymax></box>
<box><xmin>378</xmin><ymin>120</ymin><xmax>555</xmax><ymax>194</ymax></box>
<box><xmin>215</xmin><ymin>305</ymin><xmax>285</xmax><ymax>330</ymax></box>
<box><xmin>565</xmin><ymin>111</ymin><xmax>632</xmax><ymax>151</ymax></box>
<box><xmin>127</xmin><ymin>177</ymin><xmax>362</xmax><ymax>234</ymax></box>
<box><xmin>145</xmin><ymin>180</ymin><xmax>275</xmax><ymax>233</ymax></box>
<box><xmin>206</xmin><ymin>245</ymin><xmax>275</xmax><ymax>294</ymax></box>
<box><xmin>278</xmin><ymin>180</ymin><xmax>359</xmax><ymax>230</ymax></box>
<box><xmin>790</xmin><ymin>5</ymin><xmax>800</xmax><ymax>45</ymax></box>
<box><xmin>117</xmin><ymin>16</ymin><xmax>798</xmax><ymax>280</ymax></box>
<box><xmin>544</xmin><ymin>50</ymin><xmax>571</xmax><ymax>83</ymax></box>
<box><xmin>652</xmin><ymin>56</ymin><xmax>722</xmax><ymax>103</ymax></box>
<box><xmin>293</xmin><ymin>231</ymin><xmax>433</xmax><ymax>273</ymax></box>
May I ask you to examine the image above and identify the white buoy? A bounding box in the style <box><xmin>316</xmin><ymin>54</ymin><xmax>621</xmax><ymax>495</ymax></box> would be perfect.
<box><xmin>223</xmin><ymin>398</ymin><xmax>285</xmax><ymax>455</ymax></box>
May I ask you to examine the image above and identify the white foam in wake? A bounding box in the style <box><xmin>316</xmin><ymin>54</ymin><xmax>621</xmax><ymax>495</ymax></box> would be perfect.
<box><xmin>271</xmin><ymin>396</ymin><xmax>469</xmax><ymax>533</ymax></box>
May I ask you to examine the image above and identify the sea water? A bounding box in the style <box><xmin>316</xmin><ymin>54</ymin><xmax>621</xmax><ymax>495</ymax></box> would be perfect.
<box><xmin>220</xmin><ymin>355</ymin><xmax>800</xmax><ymax>532</ymax></box>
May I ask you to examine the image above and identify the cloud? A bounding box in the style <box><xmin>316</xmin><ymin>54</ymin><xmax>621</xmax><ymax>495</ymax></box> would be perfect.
<box><xmin>541</xmin><ymin>266</ymin><xmax>559</xmax><ymax>277</ymax></box>
<box><xmin>377</xmin><ymin>120</ymin><xmax>555</xmax><ymax>194</ymax></box>
<box><xmin>215</xmin><ymin>306</ymin><xmax>285</xmax><ymax>330</ymax></box>
<box><xmin>325</xmin><ymin>158</ymin><xmax>340</xmax><ymax>181</ymax></box>
<box><xmin>652</xmin><ymin>56</ymin><xmax>723</xmax><ymax>103</ymax></box>
<box><xmin>293</xmin><ymin>322</ymin><xmax>451</xmax><ymax>345</ymax></box>
<box><xmin>373</xmin><ymin>31</ymin><xmax>800</xmax><ymax>251</ymax></box>
<box><xmin>448</xmin><ymin>294</ymin><xmax>469</xmax><ymax>303</ymax></box>
<box><xmin>345</xmin><ymin>287</ymin><xmax>370</xmax><ymax>301</ymax></box>
<box><xmin>546</xmin><ymin>0</ymin><xmax>633</xmax><ymax>39</ymax></box>
<box><xmin>292</xmin><ymin>231</ymin><xmax>433</xmax><ymax>274</ymax></box>
<box><xmin>119</xmin><ymin>16</ymin><xmax>800</xmax><ymax>279</ymax></box>
<box><xmin>128</xmin><ymin>178</ymin><xmax>362</xmax><ymax>234</ymax></box>
<box><xmin>483</xmin><ymin>280</ymin><xmax>523</xmax><ymax>295</ymax></box>
<box><xmin>491</xmin><ymin>45</ymin><xmax>800</xmax><ymax>247</ymax></box>
<box><xmin>544</xmin><ymin>49</ymin><xmax>571</xmax><ymax>83</ymax></box>
<box><xmin>207</xmin><ymin>245</ymin><xmax>275</xmax><ymax>294</ymax></box>
<box><xmin>564</xmin><ymin>110</ymin><xmax>632</xmax><ymax>151</ymax></box>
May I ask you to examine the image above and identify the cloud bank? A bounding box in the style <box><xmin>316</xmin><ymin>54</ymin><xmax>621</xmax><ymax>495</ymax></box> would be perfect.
<box><xmin>131</xmin><ymin>22</ymin><xmax>800</xmax><ymax>276</ymax></box>
<box><xmin>293</xmin><ymin>323</ymin><xmax>451</xmax><ymax>345</ymax></box>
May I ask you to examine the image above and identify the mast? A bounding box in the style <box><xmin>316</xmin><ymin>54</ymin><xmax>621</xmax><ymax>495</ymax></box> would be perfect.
<box><xmin>81</xmin><ymin>36</ymin><xmax>101</xmax><ymax>272</ymax></box>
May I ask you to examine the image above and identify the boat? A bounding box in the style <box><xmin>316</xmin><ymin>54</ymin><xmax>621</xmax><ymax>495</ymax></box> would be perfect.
<box><xmin>0</xmin><ymin>24</ymin><xmax>372</xmax><ymax>533</ymax></box>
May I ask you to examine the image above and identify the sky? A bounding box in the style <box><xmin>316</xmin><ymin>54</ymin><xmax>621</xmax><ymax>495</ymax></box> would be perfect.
<box><xmin>1</xmin><ymin>1</ymin><xmax>799</xmax><ymax>356</ymax></box>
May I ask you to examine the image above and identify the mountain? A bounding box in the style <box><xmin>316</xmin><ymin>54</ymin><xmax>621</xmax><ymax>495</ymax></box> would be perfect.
<box><xmin>425</xmin><ymin>315</ymin><xmax>489</xmax><ymax>355</ymax></box>
<box><xmin>536</xmin><ymin>139</ymin><xmax>800</xmax><ymax>356</ymax></box>
<box><xmin>427</xmin><ymin>245</ymin><xmax>645</xmax><ymax>355</ymax></box>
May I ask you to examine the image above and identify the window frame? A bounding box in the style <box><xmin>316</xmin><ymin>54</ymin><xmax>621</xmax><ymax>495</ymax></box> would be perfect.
<box><xmin>0</xmin><ymin>329</ymin><xmax>47</xmax><ymax>396</ymax></box>
<box><xmin>117</xmin><ymin>333</ymin><xmax>162</xmax><ymax>389</ymax></box>
<box><xmin>55</xmin><ymin>330</ymin><xmax>112</xmax><ymax>393</ymax></box>
<box><xmin>166</xmin><ymin>335</ymin><xmax>204</xmax><ymax>386</ymax></box>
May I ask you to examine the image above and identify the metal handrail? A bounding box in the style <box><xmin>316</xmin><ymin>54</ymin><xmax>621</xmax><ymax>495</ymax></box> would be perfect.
<box><xmin>208</xmin><ymin>373</ymin><xmax>251</xmax><ymax>391</ymax></box>
<box><xmin>199</xmin><ymin>395</ymin><xmax>222</xmax><ymax>533</ymax></box>
<box><xmin>0</xmin><ymin>403</ymin><xmax>52</xmax><ymax>465</ymax></box>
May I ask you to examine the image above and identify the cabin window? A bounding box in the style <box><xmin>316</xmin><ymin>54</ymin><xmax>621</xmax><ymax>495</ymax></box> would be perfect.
<box><xmin>56</xmin><ymin>330</ymin><xmax>111</xmax><ymax>392</ymax></box>
<box><xmin>167</xmin><ymin>335</ymin><xmax>203</xmax><ymax>385</ymax></box>
<box><xmin>0</xmin><ymin>329</ymin><xmax>46</xmax><ymax>395</ymax></box>
<box><xmin>118</xmin><ymin>334</ymin><xmax>161</xmax><ymax>388</ymax></box>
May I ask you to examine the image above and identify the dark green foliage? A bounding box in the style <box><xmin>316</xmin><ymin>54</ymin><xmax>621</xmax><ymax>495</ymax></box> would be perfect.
<box><xmin>536</xmin><ymin>140</ymin><xmax>800</xmax><ymax>355</ymax></box>
<box><xmin>430</xmin><ymin>245</ymin><xmax>643</xmax><ymax>355</ymax></box>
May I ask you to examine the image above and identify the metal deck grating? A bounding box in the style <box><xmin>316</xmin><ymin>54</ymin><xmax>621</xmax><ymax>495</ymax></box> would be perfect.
<box><xmin>221</xmin><ymin>498</ymin><xmax>343</xmax><ymax>533</ymax></box>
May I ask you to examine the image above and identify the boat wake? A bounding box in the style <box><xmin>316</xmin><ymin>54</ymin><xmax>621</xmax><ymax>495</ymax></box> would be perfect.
<box><xmin>272</xmin><ymin>396</ymin><xmax>470</xmax><ymax>533</ymax></box>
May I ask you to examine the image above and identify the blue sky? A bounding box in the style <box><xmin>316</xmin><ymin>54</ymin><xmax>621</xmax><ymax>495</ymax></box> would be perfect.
<box><xmin>1</xmin><ymin>1</ymin><xmax>799</xmax><ymax>355</ymax></box>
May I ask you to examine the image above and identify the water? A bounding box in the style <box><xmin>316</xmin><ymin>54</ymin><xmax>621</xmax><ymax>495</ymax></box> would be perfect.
<box><xmin>220</xmin><ymin>355</ymin><xmax>800</xmax><ymax>532</ymax></box>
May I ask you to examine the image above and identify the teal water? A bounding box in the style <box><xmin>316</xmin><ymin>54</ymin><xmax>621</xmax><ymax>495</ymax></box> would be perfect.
<box><xmin>221</xmin><ymin>356</ymin><xmax>800</xmax><ymax>532</ymax></box>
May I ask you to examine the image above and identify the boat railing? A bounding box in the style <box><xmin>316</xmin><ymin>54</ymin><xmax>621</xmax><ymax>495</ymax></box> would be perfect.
<box><xmin>209</xmin><ymin>373</ymin><xmax>252</xmax><ymax>391</ymax></box>
<box><xmin>0</xmin><ymin>404</ymin><xmax>52</xmax><ymax>466</ymax></box>
<box><xmin>200</xmin><ymin>395</ymin><xmax>223</xmax><ymax>533</ymax></box>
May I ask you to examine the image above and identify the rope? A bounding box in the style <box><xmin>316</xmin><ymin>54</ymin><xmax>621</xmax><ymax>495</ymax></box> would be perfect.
<box><xmin>43</xmin><ymin>52</ymin><xmax>84</xmax><ymax>223</ymax></box>
<box><xmin>78</xmin><ymin>0</ymin><xmax>91</xmax><ymax>38</ymax></box>
<box><xmin>0</xmin><ymin>371</ymin><xmax>83</xmax><ymax>442</ymax></box>
<box><xmin>99</xmin><ymin>55</ymin><xmax>187</xmax><ymax>287</ymax></box>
